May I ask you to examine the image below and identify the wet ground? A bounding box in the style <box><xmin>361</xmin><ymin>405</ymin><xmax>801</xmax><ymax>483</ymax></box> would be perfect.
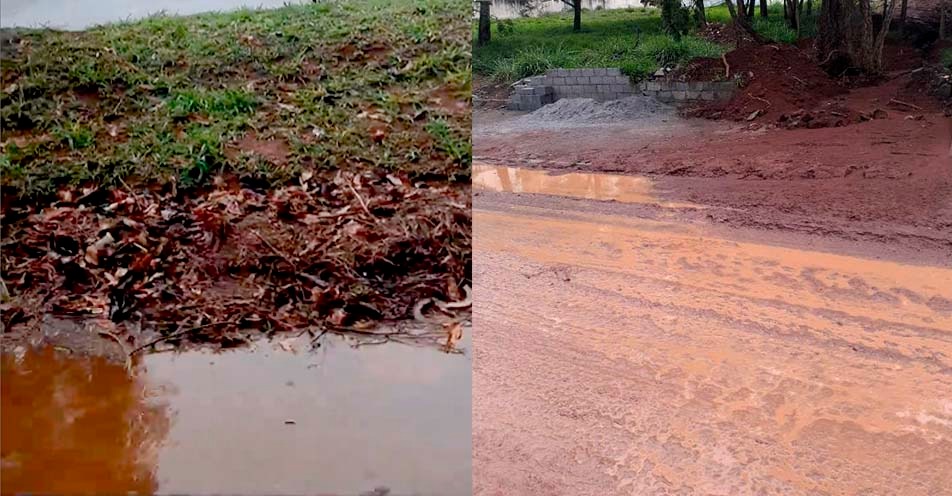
<box><xmin>0</xmin><ymin>0</ymin><xmax>306</xmax><ymax>29</ymax></box>
<box><xmin>472</xmin><ymin>109</ymin><xmax>952</xmax><ymax>494</ymax></box>
<box><xmin>475</xmin><ymin>100</ymin><xmax>952</xmax><ymax>264</ymax></box>
<box><xmin>2</xmin><ymin>332</ymin><xmax>471</xmax><ymax>495</ymax></box>
<box><xmin>473</xmin><ymin>164</ymin><xmax>699</xmax><ymax>209</ymax></box>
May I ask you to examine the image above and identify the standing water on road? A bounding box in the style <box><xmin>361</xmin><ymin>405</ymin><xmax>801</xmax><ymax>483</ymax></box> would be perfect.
<box><xmin>1</xmin><ymin>333</ymin><xmax>472</xmax><ymax>495</ymax></box>
<box><xmin>473</xmin><ymin>163</ymin><xmax>700</xmax><ymax>208</ymax></box>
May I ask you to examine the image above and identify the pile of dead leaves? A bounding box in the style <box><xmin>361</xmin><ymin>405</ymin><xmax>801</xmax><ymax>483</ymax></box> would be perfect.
<box><xmin>1</xmin><ymin>169</ymin><xmax>471</xmax><ymax>350</ymax></box>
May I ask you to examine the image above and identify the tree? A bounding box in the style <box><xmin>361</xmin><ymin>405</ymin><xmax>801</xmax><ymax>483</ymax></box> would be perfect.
<box><xmin>898</xmin><ymin>0</ymin><xmax>908</xmax><ymax>32</ymax></box>
<box><xmin>760</xmin><ymin>0</ymin><xmax>769</xmax><ymax>17</ymax></box>
<box><xmin>694</xmin><ymin>0</ymin><xmax>707</xmax><ymax>26</ymax></box>
<box><xmin>942</xmin><ymin>0</ymin><xmax>948</xmax><ymax>40</ymax></box>
<box><xmin>724</xmin><ymin>0</ymin><xmax>761</xmax><ymax>38</ymax></box>
<box><xmin>816</xmin><ymin>0</ymin><xmax>897</xmax><ymax>74</ymax></box>
<box><xmin>661</xmin><ymin>0</ymin><xmax>692</xmax><ymax>41</ymax></box>
<box><xmin>476</xmin><ymin>1</ymin><xmax>491</xmax><ymax>46</ymax></box>
<box><xmin>560</xmin><ymin>0</ymin><xmax>583</xmax><ymax>32</ymax></box>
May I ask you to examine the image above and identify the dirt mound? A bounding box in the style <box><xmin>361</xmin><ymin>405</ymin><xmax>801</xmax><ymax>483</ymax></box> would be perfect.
<box><xmin>687</xmin><ymin>43</ymin><xmax>848</xmax><ymax>127</ymax></box>
<box><xmin>474</xmin><ymin>75</ymin><xmax>514</xmax><ymax>110</ymax></box>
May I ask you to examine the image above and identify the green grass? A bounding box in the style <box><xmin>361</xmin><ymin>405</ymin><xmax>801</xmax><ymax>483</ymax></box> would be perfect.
<box><xmin>941</xmin><ymin>48</ymin><xmax>952</xmax><ymax>69</ymax></box>
<box><xmin>474</xmin><ymin>8</ymin><xmax>724</xmax><ymax>82</ymax></box>
<box><xmin>0</xmin><ymin>0</ymin><xmax>471</xmax><ymax>198</ymax></box>
<box><xmin>706</xmin><ymin>4</ymin><xmax>818</xmax><ymax>42</ymax></box>
<box><xmin>474</xmin><ymin>4</ymin><xmax>815</xmax><ymax>83</ymax></box>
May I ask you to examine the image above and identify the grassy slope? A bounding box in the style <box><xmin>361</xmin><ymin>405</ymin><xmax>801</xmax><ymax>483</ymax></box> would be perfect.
<box><xmin>0</xmin><ymin>0</ymin><xmax>471</xmax><ymax>198</ymax></box>
<box><xmin>473</xmin><ymin>4</ymin><xmax>808</xmax><ymax>83</ymax></box>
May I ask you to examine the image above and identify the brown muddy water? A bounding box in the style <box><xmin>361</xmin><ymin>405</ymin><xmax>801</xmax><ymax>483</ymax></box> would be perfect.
<box><xmin>473</xmin><ymin>163</ymin><xmax>699</xmax><ymax>208</ymax></box>
<box><xmin>1</xmin><ymin>333</ymin><xmax>471</xmax><ymax>495</ymax></box>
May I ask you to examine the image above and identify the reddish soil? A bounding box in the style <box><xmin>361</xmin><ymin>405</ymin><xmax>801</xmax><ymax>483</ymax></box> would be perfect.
<box><xmin>473</xmin><ymin>75</ymin><xmax>512</xmax><ymax>110</ymax></box>
<box><xmin>473</xmin><ymin>199</ymin><xmax>952</xmax><ymax>496</ymax></box>
<box><xmin>686</xmin><ymin>43</ymin><xmax>850</xmax><ymax>126</ymax></box>
<box><xmin>474</xmin><ymin>106</ymin><xmax>952</xmax><ymax>261</ymax></box>
<box><xmin>229</xmin><ymin>132</ymin><xmax>290</xmax><ymax>165</ymax></box>
<box><xmin>681</xmin><ymin>37</ymin><xmax>948</xmax><ymax>129</ymax></box>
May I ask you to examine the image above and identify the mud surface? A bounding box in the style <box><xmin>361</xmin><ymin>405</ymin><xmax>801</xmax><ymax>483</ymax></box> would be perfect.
<box><xmin>475</xmin><ymin>106</ymin><xmax>952</xmax><ymax>263</ymax></box>
<box><xmin>473</xmin><ymin>71</ymin><xmax>952</xmax><ymax>493</ymax></box>
<box><xmin>472</xmin><ymin>198</ymin><xmax>952</xmax><ymax>495</ymax></box>
<box><xmin>1</xmin><ymin>333</ymin><xmax>471</xmax><ymax>495</ymax></box>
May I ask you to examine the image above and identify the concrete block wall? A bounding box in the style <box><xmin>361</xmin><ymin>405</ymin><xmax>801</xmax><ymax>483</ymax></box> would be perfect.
<box><xmin>642</xmin><ymin>80</ymin><xmax>736</xmax><ymax>104</ymax></box>
<box><xmin>508</xmin><ymin>68</ymin><xmax>737</xmax><ymax>111</ymax></box>
<box><xmin>508</xmin><ymin>85</ymin><xmax>555</xmax><ymax>112</ymax></box>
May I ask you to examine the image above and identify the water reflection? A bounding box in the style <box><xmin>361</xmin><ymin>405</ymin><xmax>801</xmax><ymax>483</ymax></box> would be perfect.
<box><xmin>475</xmin><ymin>162</ymin><xmax>694</xmax><ymax>204</ymax></box>
<box><xmin>2</xmin><ymin>332</ymin><xmax>471</xmax><ymax>495</ymax></box>
<box><xmin>1</xmin><ymin>347</ymin><xmax>168</xmax><ymax>495</ymax></box>
<box><xmin>474</xmin><ymin>163</ymin><xmax>655</xmax><ymax>203</ymax></box>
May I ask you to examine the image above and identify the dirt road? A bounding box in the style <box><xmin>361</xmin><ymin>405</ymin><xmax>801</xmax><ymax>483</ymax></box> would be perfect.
<box><xmin>472</xmin><ymin>109</ymin><xmax>952</xmax><ymax>494</ymax></box>
<box><xmin>475</xmin><ymin>105</ymin><xmax>952</xmax><ymax>258</ymax></box>
<box><xmin>474</xmin><ymin>195</ymin><xmax>952</xmax><ymax>495</ymax></box>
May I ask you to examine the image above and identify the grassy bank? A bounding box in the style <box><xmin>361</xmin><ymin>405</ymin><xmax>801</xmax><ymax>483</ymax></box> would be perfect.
<box><xmin>1</xmin><ymin>0</ymin><xmax>471</xmax><ymax>198</ymax></box>
<box><xmin>1</xmin><ymin>0</ymin><xmax>472</xmax><ymax>347</ymax></box>
<box><xmin>473</xmin><ymin>4</ymin><xmax>810</xmax><ymax>83</ymax></box>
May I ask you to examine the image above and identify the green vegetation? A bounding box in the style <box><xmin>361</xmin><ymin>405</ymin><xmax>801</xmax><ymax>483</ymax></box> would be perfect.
<box><xmin>705</xmin><ymin>3</ymin><xmax>817</xmax><ymax>43</ymax></box>
<box><xmin>475</xmin><ymin>4</ymin><xmax>814</xmax><ymax>83</ymax></box>
<box><xmin>0</xmin><ymin>0</ymin><xmax>471</xmax><ymax>198</ymax></box>
<box><xmin>660</xmin><ymin>0</ymin><xmax>693</xmax><ymax>42</ymax></box>
<box><xmin>475</xmin><ymin>8</ymin><xmax>723</xmax><ymax>82</ymax></box>
<box><xmin>941</xmin><ymin>48</ymin><xmax>952</xmax><ymax>69</ymax></box>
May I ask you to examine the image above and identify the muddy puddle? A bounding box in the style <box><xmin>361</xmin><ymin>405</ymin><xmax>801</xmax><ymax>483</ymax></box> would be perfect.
<box><xmin>473</xmin><ymin>163</ymin><xmax>698</xmax><ymax>208</ymax></box>
<box><xmin>1</xmin><ymin>333</ymin><xmax>471</xmax><ymax>495</ymax></box>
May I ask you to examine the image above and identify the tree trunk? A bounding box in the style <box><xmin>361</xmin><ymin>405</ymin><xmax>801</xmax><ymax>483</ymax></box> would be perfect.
<box><xmin>735</xmin><ymin>0</ymin><xmax>746</xmax><ymax>20</ymax></box>
<box><xmin>785</xmin><ymin>0</ymin><xmax>798</xmax><ymax>29</ymax></box>
<box><xmin>942</xmin><ymin>0</ymin><xmax>947</xmax><ymax>40</ymax></box>
<box><xmin>796</xmin><ymin>0</ymin><xmax>803</xmax><ymax>37</ymax></box>
<box><xmin>725</xmin><ymin>0</ymin><xmax>741</xmax><ymax>20</ymax></box>
<box><xmin>807</xmin><ymin>0</ymin><xmax>813</xmax><ymax>15</ymax></box>
<box><xmin>725</xmin><ymin>0</ymin><xmax>761</xmax><ymax>38</ymax></box>
<box><xmin>477</xmin><ymin>1</ymin><xmax>491</xmax><ymax>46</ymax></box>
<box><xmin>898</xmin><ymin>0</ymin><xmax>908</xmax><ymax>31</ymax></box>
<box><xmin>695</xmin><ymin>0</ymin><xmax>707</xmax><ymax>26</ymax></box>
<box><xmin>873</xmin><ymin>0</ymin><xmax>897</xmax><ymax>65</ymax></box>
<box><xmin>574</xmin><ymin>1</ymin><xmax>582</xmax><ymax>32</ymax></box>
<box><xmin>760</xmin><ymin>0</ymin><xmax>768</xmax><ymax>17</ymax></box>
<box><xmin>817</xmin><ymin>0</ymin><xmax>895</xmax><ymax>74</ymax></box>
<box><xmin>747</xmin><ymin>0</ymin><xmax>757</xmax><ymax>18</ymax></box>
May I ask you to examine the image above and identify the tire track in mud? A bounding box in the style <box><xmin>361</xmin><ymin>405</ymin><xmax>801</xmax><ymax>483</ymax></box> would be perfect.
<box><xmin>473</xmin><ymin>201</ymin><xmax>952</xmax><ymax>496</ymax></box>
